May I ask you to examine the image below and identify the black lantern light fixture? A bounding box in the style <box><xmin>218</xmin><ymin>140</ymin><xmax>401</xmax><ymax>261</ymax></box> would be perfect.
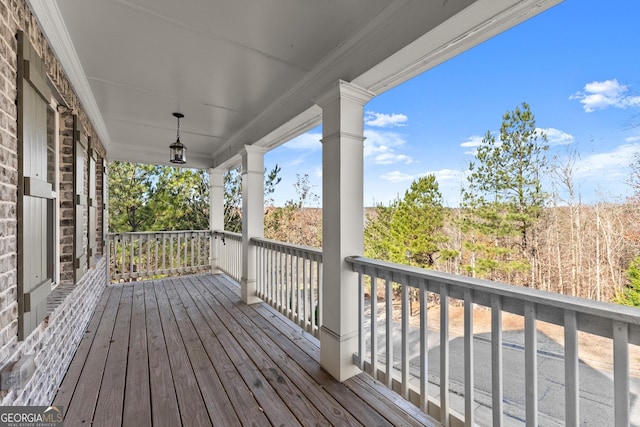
<box><xmin>169</xmin><ymin>112</ymin><xmax>187</xmax><ymax>164</ymax></box>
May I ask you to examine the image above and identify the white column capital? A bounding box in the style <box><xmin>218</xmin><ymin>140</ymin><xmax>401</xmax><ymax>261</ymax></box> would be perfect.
<box><xmin>239</xmin><ymin>144</ymin><xmax>268</xmax><ymax>158</ymax></box>
<box><xmin>208</xmin><ymin>167</ymin><xmax>224</xmax><ymax>180</ymax></box>
<box><xmin>314</xmin><ymin>79</ymin><xmax>375</xmax><ymax>109</ymax></box>
<box><xmin>320</xmin><ymin>131</ymin><xmax>365</xmax><ymax>146</ymax></box>
<box><xmin>240</xmin><ymin>145</ymin><xmax>268</xmax><ymax>173</ymax></box>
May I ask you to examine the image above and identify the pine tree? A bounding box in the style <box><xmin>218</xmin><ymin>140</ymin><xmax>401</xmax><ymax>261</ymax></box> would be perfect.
<box><xmin>615</xmin><ymin>257</ymin><xmax>640</xmax><ymax>307</ymax></box>
<box><xmin>364</xmin><ymin>200</ymin><xmax>398</xmax><ymax>261</ymax></box>
<box><xmin>389</xmin><ymin>174</ymin><xmax>448</xmax><ymax>268</ymax></box>
<box><xmin>108</xmin><ymin>162</ymin><xmax>157</xmax><ymax>232</ymax></box>
<box><xmin>462</xmin><ymin>102</ymin><xmax>548</xmax><ymax>283</ymax></box>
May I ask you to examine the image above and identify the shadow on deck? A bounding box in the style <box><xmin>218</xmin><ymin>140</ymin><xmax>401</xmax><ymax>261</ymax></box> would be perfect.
<box><xmin>53</xmin><ymin>273</ymin><xmax>436</xmax><ymax>426</ymax></box>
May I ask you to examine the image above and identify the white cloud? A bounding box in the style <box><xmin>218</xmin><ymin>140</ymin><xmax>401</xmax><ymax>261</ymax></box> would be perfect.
<box><xmin>626</xmin><ymin>136</ymin><xmax>640</xmax><ymax>143</ymax></box>
<box><xmin>365</xmin><ymin>111</ymin><xmax>408</xmax><ymax>128</ymax></box>
<box><xmin>374</xmin><ymin>153</ymin><xmax>413</xmax><ymax>165</ymax></box>
<box><xmin>285</xmin><ymin>157</ymin><xmax>304</xmax><ymax>167</ymax></box>
<box><xmin>538</xmin><ymin>127</ymin><xmax>574</xmax><ymax>146</ymax></box>
<box><xmin>570</xmin><ymin>79</ymin><xmax>640</xmax><ymax>112</ymax></box>
<box><xmin>380</xmin><ymin>168</ymin><xmax>462</xmax><ymax>184</ymax></box>
<box><xmin>574</xmin><ymin>143</ymin><xmax>640</xmax><ymax>179</ymax></box>
<box><xmin>460</xmin><ymin>135</ymin><xmax>485</xmax><ymax>148</ymax></box>
<box><xmin>380</xmin><ymin>171</ymin><xmax>417</xmax><ymax>183</ymax></box>
<box><xmin>430</xmin><ymin>169</ymin><xmax>464</xmax><ymax>182</ymax></box>
<box><xmin>460</xmin><ymin>128</ymin><xmax>573</xmax><ymax>153</ymax></box>
<box><xmin>460</xmin><ymin>135</ymin><xmax>485</xmax><ymax>155</ymax></box>
<box><xmin>364</xmin><ymin>129</ymin><xmax>413</xmax><ymax>165</ymax></box>
<box><xmin>283</xmin><ymin>132</ymin><xmax>322</xmax><ymax>150</ymax></box>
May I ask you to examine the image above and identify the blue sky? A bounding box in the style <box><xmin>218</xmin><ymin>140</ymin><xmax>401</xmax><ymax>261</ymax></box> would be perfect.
<box><xmin>264</xmin><ymin>0</ymin><xmax>640</xmax><ymax>207</ymax></box>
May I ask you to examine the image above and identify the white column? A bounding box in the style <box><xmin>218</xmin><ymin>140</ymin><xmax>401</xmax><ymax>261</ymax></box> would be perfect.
<box><xmin>315</xmin><ymin>80</ymin><xmax>374</xmax><ymax>381</ymax></box>
<box><xmin>209</xmin><ymin>168</ymin><xmax>224</xmax><ymax>274</ymax></box>
<box><xmin>241</xmin><ymin>145</ymin><xmax>266</xmax><ymax>304</ymax></box>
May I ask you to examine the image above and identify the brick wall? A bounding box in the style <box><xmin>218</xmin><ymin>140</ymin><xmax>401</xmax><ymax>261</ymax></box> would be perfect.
<box><xmin>96</xmin><ymin>155</ymin><xmax>105</xmax><ymax>257</ymax></box>
<box><xmin>59</xmin><ymin>111</ymin><xmax>75</xmax><ymax>286</ymax></box>
<box><xmin>0</xmin><ymin>0</ymin><xmax>109</xmax><ymax>405</ymax></box>
<box><xmin>0</xmin><ymin>257</ymin><xmax>106</xmax><ymax>405</ymax></box>
<box><xmin>0</xmin><ymin>0</ymin><xmax>20</xmax><ymax>362</ymax></box>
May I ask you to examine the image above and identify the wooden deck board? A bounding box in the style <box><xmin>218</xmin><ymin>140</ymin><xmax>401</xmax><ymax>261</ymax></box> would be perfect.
<box><xmin>143</xmin><ymin>281</ymin><xmax>181</xmax><ymax>427</ymax></box>
<box><xmin>191</xmin><ymin>275</ymin><xmax>338</xmax><ymax>426</ymax></box>
<box><xmin>55</xmin><ymin>273</ymin><xmax>438</xmax><ymax>427</ymax></box>
<box><xmin>152</xmin><ymin>281</ymin><xmax>212</xmax><ymax>427</ymax></box>
<box><xmin>53</xmin><ymin>286</ymin><xmax>113</xmax><ymax>412</ymax></box>
<box><xmin>207</xmin><ymin>275</ymin><xmax>399</xmax><ymax>427</ymax></box>
<box><xmin>63</xmin><ymin>286</ymin><xmax>123</xmax><ymax>425</ymax></box>
<box><xmin>171</xmin><ymin>277</ymin><xmax>271</xmax><ymax>427</ymax></box>
<box><xmin>93</xmin><ymin>284</ymin><xmax>133</xmax><ymax>427</ymax></box>
<box><xmin>200</xmin><ymin>274</ymin><xmax>368</xmax><ymax>427</ymax></box>
<box><xmin>163</xmin><ymin>278</ymin><xmax>241</xmax><ymax>425</ymax></box>
<box><xmin>185</xmin><ymin>276</ymin><xmax>303</xmax><ymax>427</ymax></box>
<box><xmin>121</xmin><ymin>283</ymin><xmax>151</xmax><ymax>427</ymax></box>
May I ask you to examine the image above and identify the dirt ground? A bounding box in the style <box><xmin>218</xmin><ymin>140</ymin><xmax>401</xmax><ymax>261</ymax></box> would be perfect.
<box><xmin>416</xmin><ymin>303</ymin><xmax>640</xmax><ymax>377</ymax></box>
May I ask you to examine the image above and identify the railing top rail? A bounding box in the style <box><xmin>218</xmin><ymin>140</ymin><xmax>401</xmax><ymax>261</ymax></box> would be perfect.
<box><xmin>107</xmin><ymin>230</ymin><xmax>210</xmax><ymax>237</ymax></box>
<box><xmin>212</xmin><ymin>229</ymin><xmax>242</xmax><ymax>240</ymax></box>
<box><xmin>346</xmin><ymin>256</ymin><xmax>640</xmax><ymax>328</ymax></box>
<box><xmin>251</xmin><ymin>236</ymin><xmax>323</xmax><ymax>257</ymax></box>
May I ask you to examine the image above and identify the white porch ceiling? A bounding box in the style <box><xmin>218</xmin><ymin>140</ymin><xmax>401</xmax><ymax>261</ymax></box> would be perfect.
<box><xmin>29</xmin><ymin>0</ymin><xmax>561</xmax><ymax>169</ymax></box>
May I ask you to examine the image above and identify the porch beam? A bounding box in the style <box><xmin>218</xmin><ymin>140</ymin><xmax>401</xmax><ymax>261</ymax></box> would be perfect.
<box><xmin>315</xmin><ymin>80</ymin><xmax>374</xmax><ymax>381</ymax></box>
<box><xmin>240</xmin><ymin>145</ymin><xmax>266</xmax><ymax>304</ymax></box>
<box><xmin>209</xmin><ymin>168</ymin><xmax>225</xmax><ymax>274</ymax></box>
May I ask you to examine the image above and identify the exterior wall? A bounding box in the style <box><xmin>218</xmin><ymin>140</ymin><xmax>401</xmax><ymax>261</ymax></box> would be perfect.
<box><xmin>0</xmin><ymin>0</ymin><xmax>108</xmax><ymax>404</ymax></box>
<box><xmin>0</xmin><ymin>257</ymin><xmax>106</xmax><ymax>405</ymax></box>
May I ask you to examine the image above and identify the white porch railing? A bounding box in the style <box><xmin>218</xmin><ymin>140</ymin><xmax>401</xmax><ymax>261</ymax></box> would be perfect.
<box><xmin>253</xmin><ymin>237</ymin><xmax>322</xmax><ymax>338</ymax></box>
<box><xmin>346</xmin><ymin>256</ymin><xmax>640</xmax><ymax>427</ymax></box>
<box><xmin>212</xmin><ymin>230</ymin><xmax>242</xmax><ymax>282</ymax></box>
<box><xmin>107</xmin><ymin>231</ymin><xmax>210</xmax><ymax>282</ymax></box>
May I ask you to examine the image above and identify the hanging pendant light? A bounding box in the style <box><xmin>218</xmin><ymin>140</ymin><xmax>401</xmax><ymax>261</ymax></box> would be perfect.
<box><xmin>169</xmin><ymin>112</ymin><xmax>187</xmax><ymax>164</ymax></box>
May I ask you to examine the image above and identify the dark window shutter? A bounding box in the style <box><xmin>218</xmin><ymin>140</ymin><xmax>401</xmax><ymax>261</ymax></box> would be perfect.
<box><xmin>88</xmin><ymin>141</ymin><xmax>97</xmax><ymax>268</ymax></box>
<box><xmin>74</xmin><ymin>116</ymin><xmax>88</xmax><ymax>283</ymax></box>
<box><xmin>17</xmin><ymin>31</ymin><xmax>53</xmax><ymax>340</ymax></box>
<box><xmin>102</xmin><ymin>159</ymin><xmax>108</xmax><ymax>247</ymax></box>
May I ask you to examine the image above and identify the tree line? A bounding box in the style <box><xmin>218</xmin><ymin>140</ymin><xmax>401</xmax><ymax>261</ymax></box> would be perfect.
<box><xmin>109</xmin><ymin>163</ymin><xmax>210</xmax><ymax>232</ymax></box>
<box><xmin>363</xmin><ymin>103</ymin><xmax>639</xmax><ymax>306</ymax></box>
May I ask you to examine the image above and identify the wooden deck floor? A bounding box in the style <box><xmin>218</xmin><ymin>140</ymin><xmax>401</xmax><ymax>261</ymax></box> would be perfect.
<box><xmin>54</xmin><ymin>273</ymin><xmax>436</xmax><ymax>426</ymax></box>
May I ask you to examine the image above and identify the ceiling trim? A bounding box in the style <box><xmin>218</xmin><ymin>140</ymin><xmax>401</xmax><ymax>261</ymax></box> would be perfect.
<box><xmin>256</xmin><ymin>105</ymin><xmax>323</xmax><ymax>150</ymax></box>
<box><xmin>27</xmin><ymin>0</ymin><xmax>111</xmax><ymax>149</ymax></box>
